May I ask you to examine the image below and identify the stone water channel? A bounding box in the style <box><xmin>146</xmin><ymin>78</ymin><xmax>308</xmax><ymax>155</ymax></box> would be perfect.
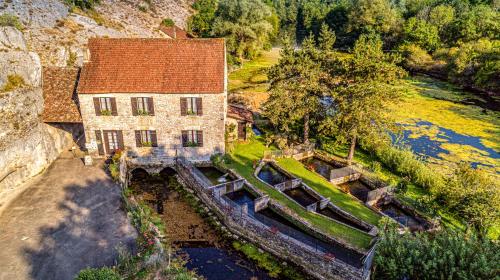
<box><xmin>257</xmin><ymin>162</ymin><xmax>375</xmax><ymax>234</ymax></box>
<box><xmin>173</xmin><ymin>158</ymin><xmax>373</xmax><ymax>280</ymax></box>
<box><xmin>300</xmin><ymin>156</ymin><xmax>432</xmax><ymax>231</ymax></box>
<box><xmin>128</xmin><ymin>168</ymin><xmax>275</xmax><ymax>280</ymax></box>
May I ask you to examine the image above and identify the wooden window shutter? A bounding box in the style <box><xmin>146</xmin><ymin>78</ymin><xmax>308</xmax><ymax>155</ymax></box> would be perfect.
<box><xmin>148</xmin><ymin>97</ymin><xmax>155</xmax><ymax>116</ymax></box>
<box><xmin>131</xmin><ymin>97</ymin><xmax>138</xmax><ymax>116</ymax></box>
<box><xmin>103</xmin><ymin>130</ymin><xmax>110</xmax><ymax>154</ymax></box>
<box><xmin>196</xmin><ymin>98</ymin><xmax>203</xmax><ymax>116</ymax></box>
<box><xmin>181</xmin><ymin>130</ymin><xmax>188</xmax><ymax>146</ymax></box>
<box><xmin>110</xmin><ymin>98</ymin><xmax>118</xmax><ymax>116</ymax></box>
<box><xmin>150</xmin><ymin>130</ymin><xmax>158</xmax><ymax>147</ymax></box>
<box><xmin>93</xmin><ymin>98</ymin><xmax>101</xmax><ymax>116</ymax></box>
<box><xmin>196</xmin><ymin>131</ymin><xmax>203</xmax><ymax>147</ymax></box>
<box><xmin>117</xmin><ymin>130</ymin><xmax>124</xmax><ymax>150</ymax></box>
<box><xmin>95</xmin><ymin>130</ymin><xmax>104</xmax><ymax>155</ymax></box>
<box><xmin>180</xmin><ymin>98</ymin><xmax>187</xmax><ymax>116</ymax></box>
<box><xmin>135</xmin><ymin>130</ymin><xmax>142</xmax><ymax>147</ymax></box>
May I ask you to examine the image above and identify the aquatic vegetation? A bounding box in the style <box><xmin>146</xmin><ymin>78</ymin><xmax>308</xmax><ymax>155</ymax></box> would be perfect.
<box><xmin>389</xmin><ymin>75</ymin><xmax>499</xmax><ymax>177</ymax></box>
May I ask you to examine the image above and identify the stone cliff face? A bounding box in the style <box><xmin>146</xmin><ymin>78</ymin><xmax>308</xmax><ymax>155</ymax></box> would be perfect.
<box><xmin>0</xmin><ymin>27</ymin><xmax>77</xmax><ymax>208</ymax></box>
<box><xmin>2</xmin><ymin>0</ymin><xmax>194</xmax><ymax>66</ymax></box>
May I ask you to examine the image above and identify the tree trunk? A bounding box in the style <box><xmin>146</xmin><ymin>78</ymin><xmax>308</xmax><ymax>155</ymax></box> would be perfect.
<box><xmin>347</xmin><ymin>135</ymin><xmax>356</xmax><ymax>165</ymax></box>
<box><xmin>303</xmin><ymin>114</ymin><xmax>310</xmax><ymax>144</ymax></box>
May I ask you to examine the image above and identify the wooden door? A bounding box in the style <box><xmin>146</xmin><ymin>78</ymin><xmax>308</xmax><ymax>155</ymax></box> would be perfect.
<box><xmin>237</xmin><ymin>122</ymin><xmax>246</xmax><ymax>140</ymax></box>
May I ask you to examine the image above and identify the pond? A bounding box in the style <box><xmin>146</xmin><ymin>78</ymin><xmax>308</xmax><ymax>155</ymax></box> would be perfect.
<box><xmin>339</xmin><ymin>180</ymin><xmax>372</xmax><ymax>203</ymax></box>
<box><xmin>197</xmin><ymin>166</ymin><xmax>229</xmax><ymax>185</ymax></box>
<box><xmin>252</xmin><ymin>125</ymin><xmax>263</xmax><ymax>136</ymax></box>
<box><xmin>283</xmin><ymin>187</ymin><xmax>319</xmax><ymax>207</ymax></box>
<box><xmin>397</xmin><ymin>120</ymin><xmax>499</xmax><ymax>169</ymax></box>
<box><xmin>257</xmin><ymin>164</ymin><xmax>290</xmax><ymax>185</ymax></box>
<box><xmin>318</xmin><ymin>207</ymin><xmax>369</xmax><ymax>232</ymax></box>
<box><xmin>378</xmin><ymin>203</ymin><xmax>423</xmax><ymax>231</ymax></box>
<box><xmin>301</xmin><ymin>157</ymin><xmax>338</xmax><ymax>180</ymax></box>
<box><xmin>224</xmin><ymin>189</ymin><xmax>257</xmax><ymax>215</ymax></box>
<box><xmin>129</xmin><ymin>170</ymin><xmax>274</xmax><ymax>280</ymax></box>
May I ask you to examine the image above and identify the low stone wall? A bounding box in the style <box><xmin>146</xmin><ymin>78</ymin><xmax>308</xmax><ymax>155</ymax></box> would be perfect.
<box><xmin>175</xmin><ymin>158</ymin><xmax>373</xmax><ymax>280</ymax></box>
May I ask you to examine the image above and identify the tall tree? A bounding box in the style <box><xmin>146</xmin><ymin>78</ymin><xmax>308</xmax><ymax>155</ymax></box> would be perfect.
<box><xmin>211</xmin><ymin>0</ymin><xmax>276</xmax><ymax>62</ymax></box>
<box><xmin>320</xmin><ymin>34</ymin><xmax>406</xmax><ymax>164</ymax></box>
<box><xmin>263</xmin><ymin>36</ymin><xmax>325</xmax><ymax>144</ymax></box>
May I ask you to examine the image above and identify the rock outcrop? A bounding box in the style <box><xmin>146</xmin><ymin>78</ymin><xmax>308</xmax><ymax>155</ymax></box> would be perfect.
<box><xmin>2</xmin><ymin>0</ymin><xmax>194</xmax><ymax>66</ymax></box>
<box><xmin>0</xmin><ymin>27</ymin><xmax>79</xmax><ymax>209</ymax></box>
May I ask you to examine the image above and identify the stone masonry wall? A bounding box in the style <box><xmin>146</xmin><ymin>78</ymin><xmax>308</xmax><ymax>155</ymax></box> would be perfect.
<box><xmin>79</xmin><ymin>92</ymin><xmax>226</xmax><ymax>162</ymax></box>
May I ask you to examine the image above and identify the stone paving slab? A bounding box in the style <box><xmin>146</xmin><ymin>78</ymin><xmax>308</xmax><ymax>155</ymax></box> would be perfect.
<box><xmin>0</xmin><ymin>157</ymin><xmax>137</xmax><ymax>280</ymax></box>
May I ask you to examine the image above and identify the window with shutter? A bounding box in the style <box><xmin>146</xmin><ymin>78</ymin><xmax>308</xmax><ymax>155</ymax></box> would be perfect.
<box><xmin>180</xmin><ymin>98</ymin><xmax>187</xmax><ymax>116</ymax></box>
<box><xmin>103</xmin><ymin>130</ymin><xmax>123</xmax><ymax>153</ymax></box>
<box><xmin>181</xmin><ymin>130</ymin><xmax>203</xmax><ymax>147</ymax></box>
<box><xmin>183</xmin><ymin>97</ymin><xmax>201</xmax><ymax>116</ymax></box>
<box><xmin>135</xmin><ymin>130</ymin><xmax>158</xmax><ymax>147</ymax></box>
<box><xmin>95</xmin><ymin>97</ymin><xmax>116</xmax><ymax>116</ymax></box>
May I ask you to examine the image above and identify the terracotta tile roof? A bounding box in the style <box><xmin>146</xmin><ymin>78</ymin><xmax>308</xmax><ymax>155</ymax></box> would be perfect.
<box><xmin>77</xmin><ymin>38</ymin><xmax>225</xmax><ymax>94</ymax></box>
<box><xmin>42</xmin><ymin>67</ymin><xmax>82</xmax><ymax>123</ymax></box>
<box><xmin>159</xmin><ymin>25</ymin><xmax>191</xmax><ymax>39</ymax></box>
<box><xmin>227</xmin><ymin>104</ymin><xmax>254</xmax><ymax>123</ymax></box>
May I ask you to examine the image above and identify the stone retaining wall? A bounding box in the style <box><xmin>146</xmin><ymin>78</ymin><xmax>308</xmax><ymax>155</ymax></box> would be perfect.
<box><xmin>175</xmin><ymin>158</ymin><xmax>373</xmax><ymax>280</ymax></box>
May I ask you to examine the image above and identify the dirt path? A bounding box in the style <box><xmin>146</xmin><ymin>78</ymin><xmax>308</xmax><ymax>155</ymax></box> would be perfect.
<box><xmin>0</xmin><ymin>157</ymin><xmax>137</xmax><ymax>280</ymax></box>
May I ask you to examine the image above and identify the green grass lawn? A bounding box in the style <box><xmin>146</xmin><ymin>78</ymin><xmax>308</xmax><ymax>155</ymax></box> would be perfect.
<box><xmin>229</xmin><ymin>48</ymin><xmax>280</xmax><ymax>94</ymax></box>
<box><xmin>225</xmin><ymin>137</ymin><xmax>375</xmax><ymax>251</ymax></box>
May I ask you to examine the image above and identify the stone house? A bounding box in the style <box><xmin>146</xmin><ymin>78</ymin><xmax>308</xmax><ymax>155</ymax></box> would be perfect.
<box><xmin>226</xmin><ymin>104</ymin><xmax>254</xmax><ymax>141</ymax></box>
<box><xmin>74</xmin><ymin>38</ymin><xmax>228</xmax><ymax>163</ymax></box>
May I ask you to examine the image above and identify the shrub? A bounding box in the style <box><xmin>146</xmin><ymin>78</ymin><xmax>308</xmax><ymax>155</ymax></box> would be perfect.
<box><xmin>399</xmin><ymin>43</ymin><xmax>436</xmax><ymax>71</ymax></box>
<box><xmin>1</xmin><ymin>74</ymin><xmax>26</xmax><ymax>92</ymax></box>
<box><xmin>436</xmin><ymin>163</ymin><xmax>500</xmax><ymax>234</ymax></box>
<box><xmin>75</xmin><ymin>267</ymin><xmax>120</xmax><ymax>280</ymax></box>
<box><xmin>0</xmin><ymin>13</ymin><xmax>23</xmax><ymax>30</ymax></box>
<box><xmin>65</xmin><ymin>0</ymin><xmax>100</xmax><ymax>10</ymax></box>
<box><xmin>161</xmin><ymin>18</ymin><xmax>175</xmax><ymax>27</ymax></box>
<box><xmin>374</xmin><ymin>223</ymin><xmax>499</xmax><ymax>279</ymax></box>
<box><xmin>361</xmin><ymin>139</ymin><xmax>445</xmax><ymax>191</ymax></box>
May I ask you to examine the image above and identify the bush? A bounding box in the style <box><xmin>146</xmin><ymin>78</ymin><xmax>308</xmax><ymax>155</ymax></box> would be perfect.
<box><xmin>65</xmin><ymin>0</ymin><xmax>100</xmax><ymax>10</ymax></box>
<box><xmin>399</xmin><ymin>43</ymin><xmax>436</xmax><ymax>72</ymax></box>
<box><xmin>374</xmin><ymin>223</ymin><xmax>499</xmax><ymax>279</ymax></box>
<box><xmin>161</xmin><ymin>18</ymin><xmax>175</xmax><ymax>27</ymax></box>
<box><xmin>75</xmin><ymin>267</ymin><xmax>120</xmax><ymax>280</ymax></box>
<box><xmin>0</xmin><ymin>13</ymin><xmax>23</xmax><ymax>30</ymax></box>
<box><xmin>436</xmin><ymin>163</ymin><xmax>500</xmax><ymax>234</ymax></box>
<box><xmin>361</xmin><ymin>139</ymin><xmax>444</xmax><ymax>191</ymax></box>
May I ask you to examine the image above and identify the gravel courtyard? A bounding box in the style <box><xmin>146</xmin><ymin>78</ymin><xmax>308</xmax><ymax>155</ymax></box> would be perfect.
<box><xmin>0</xmin><ymin>156</ymin><xmax>137</xmax><ymax>280</ymax></box>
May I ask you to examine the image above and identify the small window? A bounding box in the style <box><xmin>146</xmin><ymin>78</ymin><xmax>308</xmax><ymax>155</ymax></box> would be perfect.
<box><xmin>181</xmin><ymin>130</ymin><xmax>203</xmax><ymax>147</ymax></box>
<box><xmin>186</xmin><ymin>97</ymin><xmax>198</xmax><ymax>115</ymax></box>
<box><xmin>99</xmin><ymin>97</ymin><xmax>112</xmax><ymax>114</ymax></box>
<box><xmin>137</xmin><ymin>97</ymin><xmax>150</xmax><ymax>115</ymax></box>
<box><xmin>93</xmin><ymin>97</ymin><xmax>117</xmax><ymax>116</ymax></box>
<box><xmin>132</xmin><ymin>97</ymin><xmax>154</xmax><ymax>116</ymax></box>
<box><xmin>180</xmin><ymin>97</ymin><xmax>202</xmax><ymax>116</ymax></box>
<box><xmin>135</xmin><ymin>130</ymin><xmax>158</xmax><ymax>147</ymax></box>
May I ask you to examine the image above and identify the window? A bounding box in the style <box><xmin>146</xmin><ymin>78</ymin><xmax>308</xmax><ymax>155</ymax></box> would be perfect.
<box><xmin>103</xmin><ymin>130</ymin><xmax>123</xmax><ymax>153</ymax></box>
<box><xmin>135</xmin><ymin>130</ymin><xmax>158</xmax><ymax>147</ymax></box>
<box><xmin>93</xmin><ymin>97</ymin><xmax>117</xmax><ymax>116</ymax></box>
<box><xmin>181</xmin><ymin>130</ymin><xmax>203</xmax><ymax>147</ymax></box>
<box><xmin>180</xmin><ymin>97</ymin><xmax>202</xmax><ymax>116</ymax></box>
<box><xmin>132</xmin><ymin>97</ymin><xmax>154</xmax><ymax>116</ymax></box>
